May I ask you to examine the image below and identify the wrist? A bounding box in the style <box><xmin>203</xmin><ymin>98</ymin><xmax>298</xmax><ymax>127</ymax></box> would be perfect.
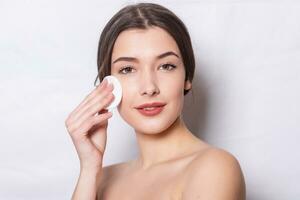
<box><xmin>79</xmin><ymin>168</ymin><xmax>103</xmax><ymax>187</ymax></box>
<box><xmin>80</xmin><ymin>162</ymin><xmax>103</xmax><ymax>173</ymax></box>
<box><xmin>80</xmin><ymin>166</ymin><xmax>103</xmax><ymax>176</ymax></box>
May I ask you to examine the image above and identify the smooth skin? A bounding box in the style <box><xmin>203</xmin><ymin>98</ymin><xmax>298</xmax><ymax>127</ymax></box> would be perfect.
<box><xmin>66</xmin><ymin>26</ymin><xmax>246</xmax><ymax>200</ymax></box>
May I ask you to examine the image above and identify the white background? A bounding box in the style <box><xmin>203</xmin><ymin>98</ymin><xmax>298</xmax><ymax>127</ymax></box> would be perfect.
<box><xmin>1</xmin><ymin>0</ymin><xmax>299</xmax><ymax>199</ymax></box>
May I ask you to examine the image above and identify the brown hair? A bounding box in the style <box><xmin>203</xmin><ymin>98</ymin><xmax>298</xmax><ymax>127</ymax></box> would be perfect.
<box><xmin>94</xmin><ymin>3</ymin><xmax>195</xmax><ymax>95</ymax></box>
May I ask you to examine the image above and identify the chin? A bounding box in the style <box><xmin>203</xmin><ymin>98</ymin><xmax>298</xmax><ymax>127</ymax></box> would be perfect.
<box><xmin>134</xmin><ymin>122</ymin><xmax>170</xmax><ymax>135</ymax></box>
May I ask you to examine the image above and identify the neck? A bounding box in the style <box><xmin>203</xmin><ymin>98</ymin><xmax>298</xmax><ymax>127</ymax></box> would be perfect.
<box><xmin>133</xmin><ymin>115</ymin><xmax>199</xmax><ymax>171</ymax></box>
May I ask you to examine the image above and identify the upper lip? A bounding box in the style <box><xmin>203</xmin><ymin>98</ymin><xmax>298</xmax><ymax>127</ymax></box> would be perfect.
<box><xmin>135</xmin><ymin>102</ymin><xmax>166</xmax><ymax>109</ymax></box>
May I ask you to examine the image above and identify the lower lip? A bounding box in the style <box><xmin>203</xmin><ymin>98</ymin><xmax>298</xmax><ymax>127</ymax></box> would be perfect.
<box><xmin>136</xmin><ymin>106</ymin><xmax>165</xmax><ymax>116</ymax></box>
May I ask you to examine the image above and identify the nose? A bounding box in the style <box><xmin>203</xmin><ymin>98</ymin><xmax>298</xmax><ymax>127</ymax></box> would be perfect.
<box><xmin>139</xmin><ymin>69</ymin><xmax>160</xmax><ymax>96</ymax></box>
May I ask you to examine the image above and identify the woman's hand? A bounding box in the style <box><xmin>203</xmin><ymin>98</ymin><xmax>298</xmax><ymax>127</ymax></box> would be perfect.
<box><xmin>65</xmin><ymin>79</ymin><xmax>114</xmax><ymax>171</ymax></box>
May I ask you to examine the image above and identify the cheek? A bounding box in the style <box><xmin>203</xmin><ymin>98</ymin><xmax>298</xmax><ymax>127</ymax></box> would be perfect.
<box><xmin>117</xmin><ymin>81</ymin><xmax>136</xmax><ymax>111</ymax></box>
<box><xmin>168</xmin><ymin>81</ymin><xmax>185</xmax><ymax>112</ymax></box>
<box><xmin>163</xmin><ymin>73</ymin><xmax>186</xmax><ymax>112</ymax></box>
<box><xmin>117</xmin><ymin>85</ymin><xmax>139</xmax><ymax>128</ymax></box>
<box><xmin>162</xmin><ymin>71</ymin><xmax>185</xmax><ymax>97</ymax></box>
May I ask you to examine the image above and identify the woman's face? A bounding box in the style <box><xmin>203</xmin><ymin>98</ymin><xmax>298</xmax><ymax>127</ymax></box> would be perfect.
<box><xmin>111</xmin><ymin>26</ymin><xmax>191</xmax><ymax>134</ymax></box>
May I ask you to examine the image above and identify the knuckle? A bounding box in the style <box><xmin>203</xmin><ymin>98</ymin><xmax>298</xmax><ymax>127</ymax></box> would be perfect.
<box><xmin>67</xmin><ymin>124</ymin><xmax>76</xmax><ymax>134</ymax></box>
<box><xmin>66</xmin><ymin>120</ymin><xmax>81</xmax><ymax>134</ymax></box>
<box><xmin>86</xmin><ymin>106</ymin><xmax>94</xmax><ymax>116</ymax></box>
<box><xmin>71</xmin><ymin>123</ymin><xmax>83</xmax><ymax>137</ymax></box>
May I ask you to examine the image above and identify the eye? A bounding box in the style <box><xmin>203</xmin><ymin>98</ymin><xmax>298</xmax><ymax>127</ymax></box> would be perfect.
<box><xmin>118</xmin><ymin>66</ymin><xmax>135</xmax><ymax>74</ymax></box>
<box><xmin>159</xmin><ymin>63</ymin><xmax>177</xmax><ymax>71</ymax></box>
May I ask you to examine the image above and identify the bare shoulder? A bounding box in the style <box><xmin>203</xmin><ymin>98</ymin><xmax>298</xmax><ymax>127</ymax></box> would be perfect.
<box><xmin>188</xmin><ymin>146</ymin><xmax>244</xmax><ymax>172</ymax></box>
<box><xmin>183</xmin><ymin>147</ymin><xmax>246</xmax><ymax>200</ymax></box>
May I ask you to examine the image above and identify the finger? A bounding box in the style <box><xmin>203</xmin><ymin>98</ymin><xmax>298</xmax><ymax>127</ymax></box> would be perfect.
<box><xmin>76</xmin><ymin>92</ymin><xmax>115</xmax><ymax>126</ymax></box>
<box><xmin>71</xmin><ymin>79</ymin><xmax>109</xmax><ymax>117</ymax></box>
<box><xmin>72</xmin><ymin>111</ymin><xmax>113</xmax><ymax>139</ymax></box>
<box><xmin>69</xmin><ymin>92</ymin><xmax>114</xmax><ymax>134</ymax></box>
<box><xmin>72</xmin><ymin>83</ymin><xmax>114</xmax><ymax>122</ymax></box>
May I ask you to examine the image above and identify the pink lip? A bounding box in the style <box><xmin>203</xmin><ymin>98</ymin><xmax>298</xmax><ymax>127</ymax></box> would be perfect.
<box><xmin>135</xmin><ymin>102</ymin><xmax>166</xmax><ymax>117</ymax></box>
<box><xmin>136</xmin><ymin>105</ymin><xmax>165</xmax><ymax>116</ymax></box>
<box><xmin>135</xmin><ymin>102</ymin><xmax>166</xmax><ymax>109</ymax></box>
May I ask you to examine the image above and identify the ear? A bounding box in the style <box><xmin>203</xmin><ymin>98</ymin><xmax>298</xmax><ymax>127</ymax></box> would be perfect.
<box><xmin>184</xmin><ymin>80</ymin><xmax>192</xmax><ymax>90</ymax></box>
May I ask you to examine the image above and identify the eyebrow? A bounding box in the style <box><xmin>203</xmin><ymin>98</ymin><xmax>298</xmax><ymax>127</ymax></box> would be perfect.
<box><xmin>112</xmin><ymin>51</ymin><xmax>179</xmax><ymax>64</ymax></box>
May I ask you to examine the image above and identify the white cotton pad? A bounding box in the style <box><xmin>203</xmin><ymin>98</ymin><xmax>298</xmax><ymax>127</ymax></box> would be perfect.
<box><xmin>103</xmin><ymin>75</ymin><xmax>123</xmax><ymax>110</ymax></box>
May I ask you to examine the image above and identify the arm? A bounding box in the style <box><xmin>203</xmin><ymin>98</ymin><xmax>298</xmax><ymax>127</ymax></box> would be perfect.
<box><xmin>182</xmin><ymin>148</ymin><xmax>246</xmax><ymax>200</ymax></box>
<box><xmin>71</xmin><ymin>168</ymin><xmax>103</xmax><ymax>200</ymax></box>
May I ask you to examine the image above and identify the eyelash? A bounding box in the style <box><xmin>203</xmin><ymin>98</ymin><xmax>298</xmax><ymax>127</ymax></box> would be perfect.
<box><xmin>118</xmin><ymin>63</ymin><xmax>177</xmax><ymax>74</ymax></box>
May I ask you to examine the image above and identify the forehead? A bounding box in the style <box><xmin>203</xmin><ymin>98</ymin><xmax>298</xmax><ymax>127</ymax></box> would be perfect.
<box><xmin>111</xmin><ymin>27</ymin><xmax>180</xmax><ymax>60</ymax></box>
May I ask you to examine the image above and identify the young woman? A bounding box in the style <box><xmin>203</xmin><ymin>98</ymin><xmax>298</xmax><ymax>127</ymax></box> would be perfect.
<box><xmin>65</xmin><ymin>3</ymin><xmax>246</xmax><ymax>200</ymax></box>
